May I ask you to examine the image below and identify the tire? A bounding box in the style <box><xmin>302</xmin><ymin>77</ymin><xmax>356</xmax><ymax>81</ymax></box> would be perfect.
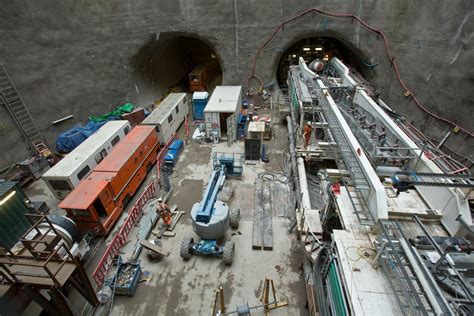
<box><xmin>230</xmin><ymin>208</ymin><xmax>240</xmax><ymax>229</ymax></box>
<box><xmin>180</xmin><ymin>237</ymin><xmax>193</xmax><ymax>260</ymax></box>
<box><xmin>223</xmin><ymin>241</ymin><xmax>235</xmax><ymax>265</ymax></box>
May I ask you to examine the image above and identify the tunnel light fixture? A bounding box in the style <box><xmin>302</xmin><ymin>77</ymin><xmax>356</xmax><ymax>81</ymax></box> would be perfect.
<box><xmin>0</xmin><ymin>191</ymin><xmax>15</xmax><ymax>206</ymax></box>
<box><xmin>315</xmin><ymin>47</ymin><xmax>323</xmax><ymax>51</ymax></box>
<box><xmin>292</xmin><ymin>54</ymin><xmax>297</xmax><ymax>58</ymax></box>
<box><xmin>303</xmin><ymin>47</ymin><xmax>311</xmax><ymax>51</ymax></box>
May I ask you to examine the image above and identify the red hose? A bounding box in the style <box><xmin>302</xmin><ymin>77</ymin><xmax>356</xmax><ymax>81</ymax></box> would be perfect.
<box><xmin>249</xmin><ymin>8</ymin><xmax>473</xmax><ymax>138</ymax></box>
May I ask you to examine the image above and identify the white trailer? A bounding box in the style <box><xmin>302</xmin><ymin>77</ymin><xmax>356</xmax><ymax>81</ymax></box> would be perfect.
<box><xmin>43</xmin><ymin>120</ymin><xmax>131</xmax><ymax>199</ymax></box>
<box><xmin>141</xmin><ymin>93</ymin><xmax>189</xmax><ymax>144</ymax></box>
<box><xmin>204</xmin><ymin>86</ymin><xmax>242</xmax><ymax>142</ymax></box>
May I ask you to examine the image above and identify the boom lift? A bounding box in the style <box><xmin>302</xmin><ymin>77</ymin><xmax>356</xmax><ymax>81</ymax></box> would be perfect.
<box><xmin>180</xmin><ymin>156</ymin><xmax>242</xmax><ymax>265</ymax></box>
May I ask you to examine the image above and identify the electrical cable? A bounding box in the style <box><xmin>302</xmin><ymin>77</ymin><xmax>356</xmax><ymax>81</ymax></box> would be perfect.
<box><xmin>248</xmin><ymin>7</ymin><xmax>473</xmax><ymax>138</ymax></box>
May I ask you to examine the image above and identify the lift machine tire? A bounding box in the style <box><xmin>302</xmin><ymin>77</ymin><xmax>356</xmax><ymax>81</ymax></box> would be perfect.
<box><xmin>230</xmin><ymin>208</ymin><xmax>240</xmax><ymax>229</ymax></box>
<box><xmin>180</xmin><ymin>236</ymin><xmax>194</xmax><ymax>260</ymax></box>
<box><xmin>223</xmin><ymin>241</ymin><xmax>235</xmax><ymax>265</ymax></box>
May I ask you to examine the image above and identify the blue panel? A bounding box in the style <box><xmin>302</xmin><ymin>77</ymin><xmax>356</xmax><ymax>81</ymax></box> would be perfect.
<box><xmin>193</xmin><ymin>98</ymin><xmax>208</xmax><ymax>120</ymax></box>
<box><xmin>195</xmin><ymin>167</ymin><xmax>225</xmax><ymax>223</ymax></box>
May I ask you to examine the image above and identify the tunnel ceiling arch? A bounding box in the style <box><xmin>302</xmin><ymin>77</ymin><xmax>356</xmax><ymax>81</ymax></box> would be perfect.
<box><xmin>133</xmin><ymin>34</ymin><xmax>222</xmax><ymax>96</ymax></box>
<box><xmin>276</xmin><ymin>36</ymin><xmax>367</xmax><ymax>91</ymax></box>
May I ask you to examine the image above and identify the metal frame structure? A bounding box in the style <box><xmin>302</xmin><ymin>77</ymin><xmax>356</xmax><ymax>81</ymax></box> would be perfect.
<box><xmin>288</xmin><ymin>56</ymin><xmax>473</xmax><ymax>315</ymax></box>
<box><xmin>289</xmin><ymin>57</ymin><xmax>387</xmax><ymax>225</ymax></box>
<box><xmin>0</xmin><ymin>214</ymin><xmax>98</xmax><ymax>315</ymax></box>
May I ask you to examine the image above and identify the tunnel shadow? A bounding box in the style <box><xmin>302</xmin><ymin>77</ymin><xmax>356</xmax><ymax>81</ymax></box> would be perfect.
<box><xmin>132</xmin><ymin>32</ymin><xmax>223</xmax><ymax>101</ymax></box>
<box><xmin>273</xmin><ymin>32</ymin><xmax>374</xmax><ymax>92</ymax></box>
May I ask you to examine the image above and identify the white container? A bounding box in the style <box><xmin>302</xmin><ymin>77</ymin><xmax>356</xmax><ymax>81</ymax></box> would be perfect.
<box><xmin>43</xmin><ymin>120</ymin><xmax>131</xmax><ymax>199</ymax></box>
<box><xmin>141</xmin><ymin>93</ymin><xmax>189</xmax><ymax>144</ymax></box>
<box><xmin>204</xmin><ymin>86</ymin><xmax>242</xmax><ymax>140</ymax></box>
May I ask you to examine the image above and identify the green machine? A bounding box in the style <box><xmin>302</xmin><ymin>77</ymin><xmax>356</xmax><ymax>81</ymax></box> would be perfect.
<box><xmin>0</xmin><ymin>180</ymin><xmax>32</xmax><ymax>250</ymax></box>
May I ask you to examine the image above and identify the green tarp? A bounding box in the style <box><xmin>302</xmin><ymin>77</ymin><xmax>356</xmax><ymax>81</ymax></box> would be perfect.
<box><xmin>89</xmin><ymin>103</ymin><xmax>135</xmax><ymax>122</ymax></box>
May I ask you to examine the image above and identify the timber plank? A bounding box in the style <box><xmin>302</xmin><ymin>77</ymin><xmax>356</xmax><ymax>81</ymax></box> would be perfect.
<box><xmin>252</xmin><ymin>179</ymin><xmax>263</xmax><ymax>250</ymax></box>
<box><xmin>140</xmin><ymin>240</ymin><xmax>170</xmax><ymax>257</ymax></box>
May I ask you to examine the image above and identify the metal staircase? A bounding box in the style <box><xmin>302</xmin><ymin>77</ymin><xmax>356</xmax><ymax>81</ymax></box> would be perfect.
<box><xmin>310</xmin><ymin>85</ymin><xmax>374</xmax><ymax>225</ymax></box>
<box><xmin>0</xmin><ymin>65</ymin><xmax>47</xmax><ymax>154</ymax></box>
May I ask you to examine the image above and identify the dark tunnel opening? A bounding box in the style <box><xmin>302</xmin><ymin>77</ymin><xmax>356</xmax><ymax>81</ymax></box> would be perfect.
<box><xmin>276</xmin><ymin>36</ymin><xmax>368</xmax><ymax>92</ymax></box>
<box><xmin>133</xmin><ymin>35</ymin><xmax>222</xmax><ymax>100</ymax></box>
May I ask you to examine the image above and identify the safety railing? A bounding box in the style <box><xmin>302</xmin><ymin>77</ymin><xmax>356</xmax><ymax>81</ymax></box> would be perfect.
<box><xmin>92</xmin><ymin>181</ymin><xmax>155</xmax><ymax>285</ymax></box>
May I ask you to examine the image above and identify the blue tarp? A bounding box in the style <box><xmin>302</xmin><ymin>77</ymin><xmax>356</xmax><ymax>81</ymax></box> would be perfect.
<box><xmin>56</xmin><ymin>118</ymin><xmax>119</xmax><ymax>153</ymax></box>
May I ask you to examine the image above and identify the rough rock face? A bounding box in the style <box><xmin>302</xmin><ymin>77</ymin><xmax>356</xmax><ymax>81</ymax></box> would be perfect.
<box><xmin>0</xmin><ymin>0</ymin><xmax>472</xmax><ymax>167</ymax></box>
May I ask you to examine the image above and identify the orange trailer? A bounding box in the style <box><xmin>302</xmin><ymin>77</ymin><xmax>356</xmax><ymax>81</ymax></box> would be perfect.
<box><xmin>188</xmin><ymin>59</ymin><xmax>219</xmax><ymax>92</ymax></box>
<box><xmin>59</xmin><ymin>126</ymin><xmax>160</xmax><ymax>235</ymax></box>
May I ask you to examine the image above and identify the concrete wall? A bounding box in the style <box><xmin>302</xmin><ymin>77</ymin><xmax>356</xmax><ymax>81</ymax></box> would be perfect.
<box><xmin>0</xmin><ymin>0</ymin><xmax>472</xmax><ymax>168</ymax></box>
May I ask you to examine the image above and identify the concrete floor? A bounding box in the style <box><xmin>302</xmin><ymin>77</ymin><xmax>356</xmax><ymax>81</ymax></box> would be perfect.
<box><xmin>108</xmin><ymin>113</ymin><xmax>307</xmax><ymax>315</ymax></box>
<box><xmin>23</xmin><ymin>109</ymin><xmax>308</xmax><ymax>315</ymax></box>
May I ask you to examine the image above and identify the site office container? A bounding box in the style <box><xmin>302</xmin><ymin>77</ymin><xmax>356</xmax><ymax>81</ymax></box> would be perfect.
<box><xmin>58</xmin><ymin>126</ymin><xmax>159</xmax><ymax>235</ymax></box>
<box><xmin>42</xmin><ymin>121</ymin><xmax>131</xmax><ymax>199</ymax></box>
<box><xmin>188</xmin><ymin>59</ymin><xmax>219</xmax><ymax>92</ymax></box>
<box><xmin>141</xmin><ymin>93</ymin><xmax>189</xmax><ymax>144</ymax></box>
<box><xmin>204</xmin><ymin>86</ymin><xmax>242</xmax><ymax>140</ymax></box>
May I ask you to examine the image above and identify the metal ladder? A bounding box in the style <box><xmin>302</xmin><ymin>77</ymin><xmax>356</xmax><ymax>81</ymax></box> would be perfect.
<box><xmin>311</xmin><ymin>86</ymin><xmax>374</xmax><ymax>225</ymax></box>
<box><xmin>0</xmin><ymin>65</ymin><xmax>46</xmax><ymax>154</ymax></box>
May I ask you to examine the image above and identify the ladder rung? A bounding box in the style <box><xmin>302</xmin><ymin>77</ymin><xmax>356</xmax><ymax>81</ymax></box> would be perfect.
<box><xmin>13</xmin><ymin>107</ymin><xmax>27</xmax><ymax>114</ymax></box>
<box><xmin>9</xmin><ymin>100</ymin><xmax>23</xmax><ymax>106</ymax></box>
<box><xmin>3</xmin><ymin>92</ymin><xmax>18</xmax><ymax>99</ymax></box>
<box><xmin>6</xmin><ymin>96</ymin><xmax>20</xmax><ymax>103</ymax></box>
<box><xmin>0</xmin><ymin>83</ymin><xmax>12</xmax><ymax>90</ymax></box>
<box><xmin>16</xmin><ymin>114</ymin><xmax>31</xmax><ymax>122</ymax></box>
<box><xmin>1</xmin><ymin>86</ymin><xmax>15</xmax><ymax>93</ymax></box>
<box><xmin>23</xmin><ymin>126</ymin><xmax>37</xmax><ymax>134</ymax></box>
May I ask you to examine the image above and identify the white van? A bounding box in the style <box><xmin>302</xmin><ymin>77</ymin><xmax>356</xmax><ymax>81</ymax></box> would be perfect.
<box><xmin>43</xmin><ymin>120</ymin><xmax>131</xmax><ymax>199</ymax></box>
<box><xmin>141</xmin><ymin>93</ymin><xmax>189</xmax><ymax>144</ymax></box>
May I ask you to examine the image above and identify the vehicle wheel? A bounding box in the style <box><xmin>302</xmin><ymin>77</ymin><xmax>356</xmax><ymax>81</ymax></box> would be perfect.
<box><xmin>223</xmin><ymin>241</ymin><xmax>235</xmax><ymax>265</ymax></box>
<box><xmin>230</xmin><ymin>208</ymin><xmax>240</xmax><ymax>229</ymax></box>
<box><xmin>180</xmin><ymin>237</ymin><xmax>194</xmax><ymax>260</ymax></box>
